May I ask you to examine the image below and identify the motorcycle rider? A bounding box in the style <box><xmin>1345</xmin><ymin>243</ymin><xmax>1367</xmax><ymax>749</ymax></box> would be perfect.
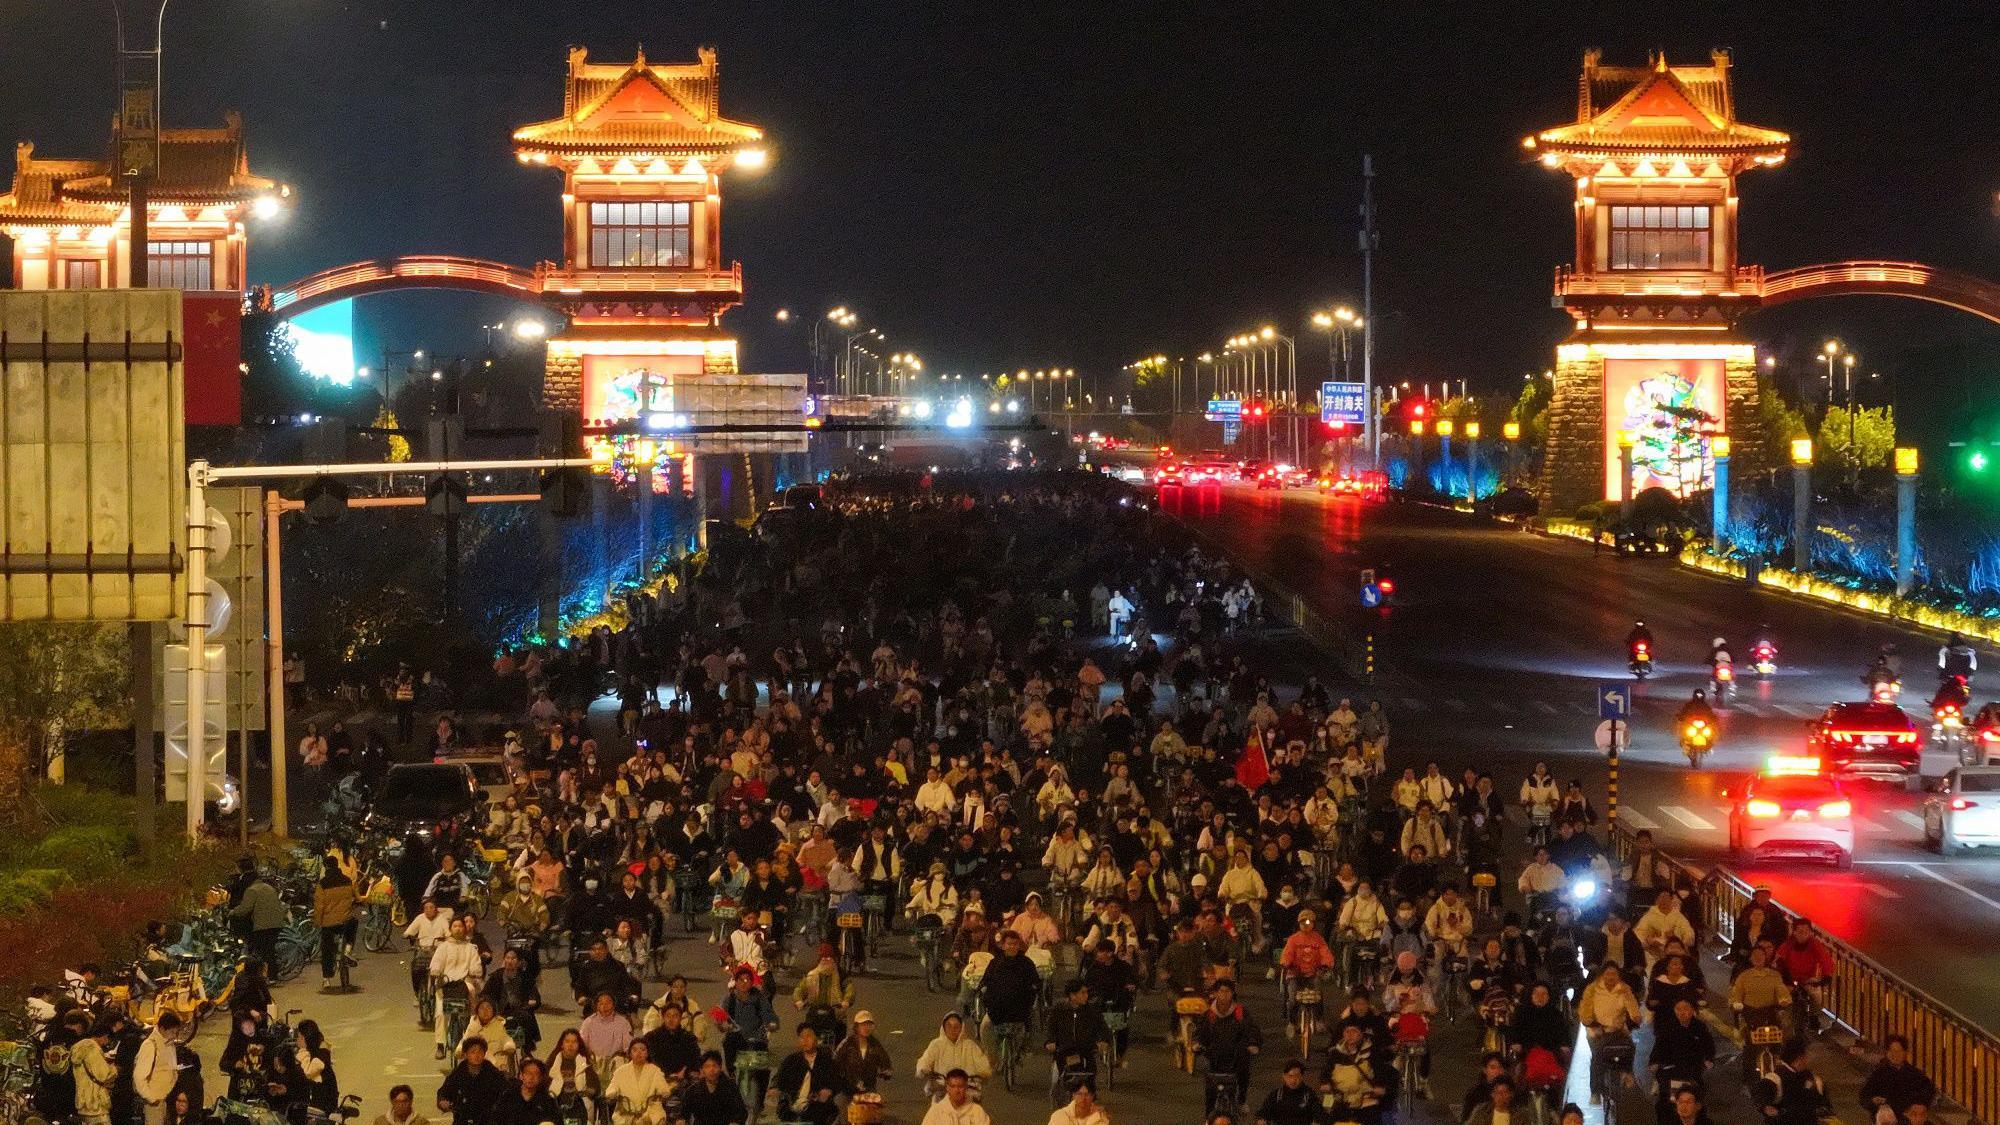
<box><xmin>1864</xmin><ymin>649</ymin><xmax>1900</xmax><ymax>695</ymax></box>
<box><xmin>1675</xmin><ymin>691</ymin><xmax>1717</xmax><ymax>740</ymax></box>
<box><xmin>1625</xmin><ymin>621</ymin><xmax>1654</xmax><ymax>655</ymax></box>
<box><xmin>1940</xmin><ymin>633</ymin><xmax>1978</xmax><ymax>685</ymax></box>
<box><xmin>1709</xmin><ymin>637</ymin><xmax>1733</xmax><ymax>679</ymax></box>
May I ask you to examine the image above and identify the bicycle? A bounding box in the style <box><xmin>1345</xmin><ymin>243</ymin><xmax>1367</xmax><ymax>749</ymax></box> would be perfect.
<box><xmin>1203</xmin><ymin>1068</ymin><xmax>1242</xmax><ymax>1119</ymax></box>
<box><xmin>1099</xmin><ymin>1009</ymin><xmax>1127</xmax><ymax>1083</ymax></box>
<box><xmin>731</xmin><ymin>1045</ymin><xmax>769</xmax><ymax>1119</ymax></box>
<box><xmin>913</xmin><ymin>924</ymin><xmax>946</xmax><ymax>992</ymax></box>
<box><xmin>1739</xmin><ymin>1009</ymin><xmax>1786</xmax><ymax>1087</ymax></box>
<box><xmin>1471</xmin><ymin>871</ymin><xmax>1499</xmax><ymax>919</ymax></box>
<box><xmin>415</xmin><ymin>966</ymin><xmax>438</xmax><ymax>1030</ymax></box>
<box><xmin>1438</xmin><ymin>953</ymin><xmax>1471</xmax><ymax>1023</ymax></box>
<box><xmin>1285</xmin><ymin>976</ymin><xmax>1324</xmax><ymax>1059</ymax></box>
<box><xmin>440</xmin><ymin>987</ymin><xmax>471</xmax><ymax>1065</ymax></box>
<box><xmin>1173</xmin><ymin>992</ymin><xmax>1207</xmax><ymax>1073</ymax></box>
<box><xmin>1396</xmin><ymin>1041</ymin><xmax>1427</xmax><ymax>1117</ymax></box>
<box><xmin>986</xmin><ymin>1020</ymin><xmax>1027</xmax><ymax>1092</ymax></box>
<box><xmin>1587</xmin><ymin>1029</ymin><xmax>1635</xmax><ymax>1118</ymax></box>
<box><xmin>1048</xmin><ymin>1051</ymin><xmax>1095</xmax><ymax>1107</ymax></box>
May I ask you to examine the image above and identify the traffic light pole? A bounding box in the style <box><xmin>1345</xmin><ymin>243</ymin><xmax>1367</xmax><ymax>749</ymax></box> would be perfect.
<box><xmin>183</xmin><ymin>455</ymin><xmax>594</xmax><ymax>838</ymax></box>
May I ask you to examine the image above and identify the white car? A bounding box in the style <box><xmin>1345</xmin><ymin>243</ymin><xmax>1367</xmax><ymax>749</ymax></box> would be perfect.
<box><xmin>1727</xmin><ymin>761</ymin><xmax>1855</xmax><ymax>868</ymax></box>
<box><xmin>1923</xmin><ymin>766</ymin><xmax>2000</xmax><ymax>855</ymax></box>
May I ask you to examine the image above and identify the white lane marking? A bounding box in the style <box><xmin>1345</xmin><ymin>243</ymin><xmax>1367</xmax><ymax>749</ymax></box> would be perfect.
<box><xmin>1778</xmin><ymin>704</ymin><xmax>1818</xmax><ymax>719</ymax></box>
<box><xmin>1533</xmin><ymin>701</ymin><xmax>1559</xmax><ymax>716</ymax></box>
<box><xmin>1660</xmin><ymin>805</ymin><xmax>1717</xmax><ymax>831</ymax></box>
<box><xmin>1864</xmin><ymin>883</ymin><xmax>1902</xmax><ymax>899</ymax></box>
<box><xmin>1871</xmin><ymin>861</ymin><xmax>2000</xmax><ymax>913</ymax></box>
<box><xmin>1617</xmin><ymin>808</ymin><xmax>1661</xmax><ymax>832</ymax></box>
<box><xmin>1891</xmin><ymin>811</ymin><xmax>1926</xmax><ymax>830</ymax></box>
<box><xmin>1491</xmin><ymin>701</ymin><xmax>1516</xmax><ymax>715</ymax></box>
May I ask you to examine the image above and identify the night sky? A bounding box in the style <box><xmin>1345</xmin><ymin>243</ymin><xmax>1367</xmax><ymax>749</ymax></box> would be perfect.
<box><xmin>5</xmin><ymin>2</ymin><xmax>2000</xmax><ymax>435</ymax></box>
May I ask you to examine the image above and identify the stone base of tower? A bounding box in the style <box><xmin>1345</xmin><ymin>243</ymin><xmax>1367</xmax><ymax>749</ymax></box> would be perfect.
<box><xmin>1539</xmin><ymin>338</ymin><xmax>1763</xmax><ymax>516</ymax></box>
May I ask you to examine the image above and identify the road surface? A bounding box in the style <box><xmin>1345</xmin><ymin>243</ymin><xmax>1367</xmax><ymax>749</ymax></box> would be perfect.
<box><xmin>1163</xmin><ymin>482</ymin><xmax>2000</xmax><ymax>1033</ymax></box>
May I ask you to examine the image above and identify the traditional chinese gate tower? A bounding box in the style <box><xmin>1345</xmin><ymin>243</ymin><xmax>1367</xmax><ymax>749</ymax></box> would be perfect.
<box><xmin>514</xmin><ymin>46</ymin><xmax>765</xmax><ymax>429</ymax></box>
<box><xmin>1529</xmin><ymin>50</ymin><xmax>1788</xmax><ymax>513</ymax></box>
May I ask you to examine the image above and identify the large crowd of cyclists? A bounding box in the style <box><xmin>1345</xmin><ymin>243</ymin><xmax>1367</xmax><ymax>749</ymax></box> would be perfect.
<box><xmin>5</xmin><ymin>473</ymin><xmax>1938</xmax><ymax>1125</ymax></box>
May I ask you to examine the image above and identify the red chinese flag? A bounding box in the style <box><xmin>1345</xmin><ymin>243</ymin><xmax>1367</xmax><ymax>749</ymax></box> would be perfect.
<box><xmin>1235</xmin><ymin>724</ymin><xmax>1270</xmax><ymax>791</ymax></box>
<box><xmin>181</xmin><ymin>291</ymin><xmax>242</xmax><ymax>425</ymax></box>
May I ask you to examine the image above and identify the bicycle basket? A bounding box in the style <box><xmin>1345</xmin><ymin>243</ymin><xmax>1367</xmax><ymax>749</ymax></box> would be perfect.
<box><xmin>1176</xmin><ymin>997</ymin><xmax>1210</xmax><ymax>1016</ymax></box>
<box><xmin>1294</xmin><ymin>989</ymin><xmax>1321</xmax><ymax>1006</ymax></box>
<box><xmin>1749</xmin><ymin>1026</ymin><xmax>1785</xmax><ymax>1045</ymax></box>
<box><xmin>733</xmin><ymin>1049</ymin><xmax>769</xmax><ymax>1073</ymax></box>
<box><xmin>836</xmin><ymin>913</ymin><xmax>865</xmax><ymax>929</ymax></box>
<box><xmin>859</xmin><ymin>894</ymin><xmax>888</xmax><ymax>914</ymax></box>
<box><xmin>1471</xmin><ymin>873</ymin><xmax>1497</xmax><ymax>888</ymax></box>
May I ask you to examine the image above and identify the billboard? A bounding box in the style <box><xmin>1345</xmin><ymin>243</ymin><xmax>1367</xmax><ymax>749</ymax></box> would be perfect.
<box><xmin>0</xmin><ymin>290</ymin><xmax>185</xmax><ymax>621</ymax></box>
<box><xmin>287</xmin><ymin>298</ymin><xmax>356</xmax><ymax>386</ymax></box>
<box><xmin>1603</xmin><ymin>355</ymin><xmax>1724</xmax><ymax>501</ymax></box>
<box><xmin>581</xmin><ymin>352</ymin><xmax>703</xmax><ymax>427</ymax></box>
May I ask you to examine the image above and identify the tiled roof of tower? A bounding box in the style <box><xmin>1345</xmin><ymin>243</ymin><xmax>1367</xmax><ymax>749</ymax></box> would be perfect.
<box><xmin>514</xmin><ymin>45</ymin><xmax>763</xmax><ymax>156</ymax></box>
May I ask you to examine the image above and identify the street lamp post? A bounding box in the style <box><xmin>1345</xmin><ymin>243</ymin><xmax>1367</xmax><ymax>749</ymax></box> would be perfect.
<box><xmin>1711</xmin><ymin>435</ymin><xmax>1731</xmax><ymax>547</ymax></box>
<box><xmin>1792</xmin><ymin>439</ymin><xmax>1814</xmax><ymax>571</ymax></box>
<box><xmin>1502</xmin><ymin>420</ymin><xmax>1521</xmax><ymax>490</ymax></box>
<box><xmin>1463</xmin><ymin>421</ymin><xmax>1481</xmax><ymax>503</ymax></box>
<box><xmin>1896</xmin><ymin>447</ymin><xmax>1919</xmax><ymax>596</ymax></box>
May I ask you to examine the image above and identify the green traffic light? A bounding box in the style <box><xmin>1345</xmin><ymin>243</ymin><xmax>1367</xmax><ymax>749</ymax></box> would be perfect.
<box><xmin>1974</xmin><ymin>451</ymin><xmax>1990</xmax><ymax>472</ymax></box>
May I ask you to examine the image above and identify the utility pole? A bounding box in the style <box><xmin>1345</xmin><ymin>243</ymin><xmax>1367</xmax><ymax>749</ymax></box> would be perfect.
<box><xmin>1360</xmin><ymin>155</ymin><xmax>1380</xmax><ymax>466</ymax></box>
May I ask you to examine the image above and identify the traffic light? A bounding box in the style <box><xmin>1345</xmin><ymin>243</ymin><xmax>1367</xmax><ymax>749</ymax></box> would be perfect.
<box><xmin>301</xmin><ymin>476</ymin><xmax>348</xmax><ymax>525</ymax></box>
<box><xmin>426</xmin><ymin>473</ymin><xmax>467</xmax><ymax>517</ymax></box>
<box><xmin>1412</xmin><ymin>401</ymin><xmax>1427</xmax><ymax>418</ymax></box>
<box><xmin>1248</xmin><ymin>401</ymin><xmax>1268</xmax><ymax>421</ymax></box>
<box><xmin>537</xmin><ymin>409</ymin><xmax>589</xmax><ymax>518</ymax></box>
<box><xmin>1973</xmin><ymin>450</ymin><xmax>1990</xmax><ymax>473</ymax></box>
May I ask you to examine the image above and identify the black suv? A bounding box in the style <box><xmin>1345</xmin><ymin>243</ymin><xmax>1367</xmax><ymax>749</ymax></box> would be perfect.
<box><xmin>362</xmin><ymin>762</ymin><xmax>481</xmax><ymax>839</ymax></box>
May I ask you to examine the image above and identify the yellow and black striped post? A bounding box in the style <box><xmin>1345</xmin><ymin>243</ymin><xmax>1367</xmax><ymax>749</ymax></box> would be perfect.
<box><xmin>1607</xmin><ymin>719</ymin><xmax>1621</xmax><ymax>825</ymax></box>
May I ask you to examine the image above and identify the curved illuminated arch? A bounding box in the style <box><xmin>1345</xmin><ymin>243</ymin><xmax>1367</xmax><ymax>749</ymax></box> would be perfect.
<box><xmin>1757</xmin><ymin>261</ymin><xmax>2000</xmax><ymax>325</ymax></box>
<box><xmin>267</xmin><ymin>256</ymin><xmax>542</xmax><ymax>319</ymax></box>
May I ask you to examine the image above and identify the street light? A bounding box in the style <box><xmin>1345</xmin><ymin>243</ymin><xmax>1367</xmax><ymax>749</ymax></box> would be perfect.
<box><xmin>774</xmin><ymin>308</ymin><xmax>791</xmax><ymax>322</ymax></box>
<box><xmin>511</xmin><ymin>318</ymin><xmax>548</xmax><ymax>340</ymax></box>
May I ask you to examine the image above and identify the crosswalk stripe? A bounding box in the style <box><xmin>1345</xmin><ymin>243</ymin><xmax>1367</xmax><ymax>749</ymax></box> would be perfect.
<box><xmin>1443</xmin><ymin>698</ymin><xmax>1468</xmax><ymax>712</ymax></box>
<box><xmin>1617</xmin><ymin>808</ymin><xmax>1661</xmax><ymax>832</ymax></box>
<box><xmin>1533</xmin><ymin>701</ymin><xmax>1559</xmax><ymax>716</ymax></box>
<box><xmin>1491</xmin><ymin>701</ymin><xmax>1516</xmax><ymax>715</ymax></box>
<box><xmin>1891</xmin><ymin>811</ymin><xmax>1926</xmax><ymax>830</ymax></box>
<box><xmin>1778</xmin><ymin>704</ymin><xmax>1818</xmax><ymax>719</ymax></box>
<box><xmin>1660</xmin><ymin>805</ymin><xmax>1717</xmax><ymax>831</ymax></box>
<box><xmin>1864</xmin><ymin>883</ymin><xmax>1903</xmax><ymax>900</ymax></box>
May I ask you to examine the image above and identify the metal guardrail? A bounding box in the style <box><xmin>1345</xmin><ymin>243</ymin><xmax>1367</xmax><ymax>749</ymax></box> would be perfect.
<box><xmin>1609</xmin><ymin>823</ymin><xmax>2000</xmax><ymax>1124</ymax></box>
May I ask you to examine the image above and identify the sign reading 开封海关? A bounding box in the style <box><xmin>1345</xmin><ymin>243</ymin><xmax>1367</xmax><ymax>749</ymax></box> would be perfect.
<box><xmin>1205</xmin><ymin>398</ymin><xmax>1243</xmax><ymax>423</ymax></box>
<box><xmin>1321</xmin><ymin>382</ymin><xmax>1367</xmax><ymax>427</ymax></box>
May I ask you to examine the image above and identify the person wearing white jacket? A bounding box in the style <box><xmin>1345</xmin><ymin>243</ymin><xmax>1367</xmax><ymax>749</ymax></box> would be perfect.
<box><xmin>914</xmin><ymin>1013</ymin><xmax>992</xmax><ymax>1091</ymax></box>
<box><xmin>132</xmin><ymin>1013</ymin><xmax>183</xmax><ymax>1125</ymax></box>
<box><xmin>1634</xmin><ymin>889</ymin><xmax>1696</xmax><ymax>971</ymax></box>
<box><xmin>428</xmin><ymin>918</ymin><xmax>485</xmax><ymax>1054</ymax></box>
<box><xmin>605</xmin><ymin>1041</ymin><xmax>671</xmax><ymax>1125</ymax></box>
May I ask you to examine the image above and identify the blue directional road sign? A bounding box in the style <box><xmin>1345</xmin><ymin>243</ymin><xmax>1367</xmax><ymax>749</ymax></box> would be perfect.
<box><xmin>1205</xmin><ymin>398</ymin><xmax>1243</xmax><ymax>423</ymax></box>
<box><xmin>1597</xmin><ymin>684</ymin><xmax>1631</xmax><ymax>720</ymax></box>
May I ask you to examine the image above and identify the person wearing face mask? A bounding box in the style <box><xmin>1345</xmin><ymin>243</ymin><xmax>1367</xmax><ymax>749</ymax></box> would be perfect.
<box><xmin>564</xmin><ymin>871</ymin><xmax>610</xmax><ymax>948</ymax></box>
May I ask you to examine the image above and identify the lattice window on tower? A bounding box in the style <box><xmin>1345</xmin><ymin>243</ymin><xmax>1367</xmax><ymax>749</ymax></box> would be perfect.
<box><xmin>146</xmin><ymin>241</ymin><xmax>213</xmax><ymax>289</ymax></box>
<box><xmin>587</xmin><ymin>201</ymin><xmax>692</xmax><ymax>268</ymax></box>
<box><xmin>1608</xmin><ymin>205</ymin><xmax>1711</xmax><ymax>270</ymax></box>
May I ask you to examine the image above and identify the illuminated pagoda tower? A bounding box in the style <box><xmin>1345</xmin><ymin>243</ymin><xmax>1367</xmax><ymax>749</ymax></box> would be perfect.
<box><xmin>1528</xmin><ymin>50</ymin><xmax>1788</xmax><ymax>513</ymax></box>
<box><xmin>515</xmin><ymin>45</ymin><xmax>767</xmax><ymax>469</ymax></box>
<box><xmin>0</xmin><ymin>111</ymin><xmax>285</xmax><ymax>291</ymax></box>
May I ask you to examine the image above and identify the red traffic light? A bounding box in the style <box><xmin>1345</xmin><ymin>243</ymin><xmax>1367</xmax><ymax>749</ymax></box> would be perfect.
<box><xmin>1377</xmin><ymin>578</ymin><xmax>1396</xmax><ymax>596</ymax></box>
<box><xmin>1412</xmin><ymin>401</ymin><xmax>1427</xmax><ymax>418</ymax></box>
<box><xmin>1248</xmin><ymin>402</ymin><xmax>1267</xmax><ymax>420</ymax></box>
